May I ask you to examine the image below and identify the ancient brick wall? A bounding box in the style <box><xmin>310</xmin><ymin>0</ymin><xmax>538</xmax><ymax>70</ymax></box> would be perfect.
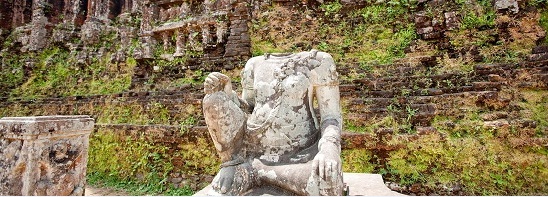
<box><xmin>1</xmin><ymin>0</ymin><xmax>548</xmax><ymax>194</ymax></box>
<box><xmin>1</xmin><ymin>43</ymin><xmax>546</xmax><ymax>192</ymax></box>
<box><xmin>0</xmin><ymin>0</ymin><xmax>251</xmax><ymax>65</ymax></box>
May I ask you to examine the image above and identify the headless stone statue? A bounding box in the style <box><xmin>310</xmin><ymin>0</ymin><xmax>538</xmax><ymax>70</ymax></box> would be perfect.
<box><xmin>203</xmin><ymin>50</ymin><xmax>344</xmax><ymax>195</ymax></box>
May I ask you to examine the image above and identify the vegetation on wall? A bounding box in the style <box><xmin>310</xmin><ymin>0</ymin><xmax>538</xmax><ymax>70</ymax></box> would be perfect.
<box><xmin>0</xmin><ymin>46</ymin><xmax>134</xmax><ymax>100</ymax></box>
<box><xmin>0</xmin><ymin>0</ymin><xmax>547</xmax><ymax>195</ymax></box>
<box><xmin>250</xmin><ymin>0</ymin><xmax>417</xmax><ymax>74</ymax></box>
<box><xmin>88</xmin><ymin>129</ymin><xmax>220</xmax><ymax>195</ymax></box>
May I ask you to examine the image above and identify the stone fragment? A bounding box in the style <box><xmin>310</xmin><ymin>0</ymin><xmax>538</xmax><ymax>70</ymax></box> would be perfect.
<box><xmin>417</xmin><ymin>27</ymin><xmax>433</xmax><ymax>35</ymax></box>
<box><xmin>495</xmin><ymin>0</ymin><xmax>519</xmax><ymax>14</ymax></box>
<box><xmin>488</xmin><ymin>74</ymin><xmax>505</xmax><ymax>82</ymax></box>
<box><xmin>416</xmin><ymin>126</ymin><xmax>437</xmax><ymax>135</ymax></box>
<box><xmin>528</xmin><ymin>53</ymin><xmax>548</xmax><ymax>61</ymax></box>
<box><xmin>484</xmin><ymin>119</ymin><xmax>510</xmax><ymax>128</ymax></box>
<box><xmin>532</xmin><ymin>45</ymin><xmax>548</xmax><ymax>54</ymax></box>
<box><xmin>421</xmin><ymin>32</ymin><xmax>443</xmax><ymax>40</ymax></box>
<box><xmin>414</xmin><ymin>13</ymin><xmax>432</xmax><ymax>28</ymax></box>
<box><xmin>444</xmin><ymin>11</ymin><xmax>459</xmax><ymax>30</ymax></box>
<box><xmin>481</xmin><ymin>111</ymin><xmax>508</xmax><ymax>121</ymax></box>
<box><xmin>515</xmin><ymin>119</ymin><xmax>537</xmax><ymax>129</ymax></box>
<box><xmin>472</xmin><ymin>82</ymin><xmax>502</xmax><ymax>91</ymax></box>
<box><xmin>0</xmin><ymin>116</ymin><xmax>94</xmax><ymax>196</ymax></box>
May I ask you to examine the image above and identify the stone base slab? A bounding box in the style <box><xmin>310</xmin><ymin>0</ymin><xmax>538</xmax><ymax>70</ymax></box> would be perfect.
<box><xmin>194</xmin><ymin>173</ymin><xmax>405</xmax><ymax>196</ymax></box>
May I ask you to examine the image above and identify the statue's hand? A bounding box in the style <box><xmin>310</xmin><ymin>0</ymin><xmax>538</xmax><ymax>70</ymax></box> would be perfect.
<box><xmin>211</xmin><ymin>165</ymin><xmax>237</xmax><ymax>194</ymax></box>
<box><xmin>312</xmin><ymin>140</ymin><xmax>341</xmax><ymax>182</ymax></box>
<box><xmin>204</xmin><ymin>72</ymin><xmax>232</xmax><ymax>95</ymax></box>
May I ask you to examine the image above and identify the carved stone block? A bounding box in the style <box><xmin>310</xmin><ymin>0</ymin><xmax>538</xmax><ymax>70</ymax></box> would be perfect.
<box><xmin>0</xmin><ymin>116</ymin><xmax>94</xmax><ymax>196</ymax></box>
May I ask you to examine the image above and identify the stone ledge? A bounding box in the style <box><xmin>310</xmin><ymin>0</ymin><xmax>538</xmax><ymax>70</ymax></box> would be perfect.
<box><xmin>193</xmin><ymin>173</ymin><xmax>405</xmax><ymax>196</ymax></box>
<box><xmin>0</xmin><ymin>115</ymin><xmax>94</xmax><ymax>139</ymax></box>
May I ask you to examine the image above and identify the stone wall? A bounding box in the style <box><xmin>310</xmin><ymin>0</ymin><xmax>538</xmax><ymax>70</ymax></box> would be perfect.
<box><xmin>0</xmin><ymin>0</ymin><xmax>251</xmax><ymax>64</ymax></box>
<box><xmin>0</xmin><ymin>49</ymin><xmax>546</xmax><ymax>192</ymax></box>
<box><xmin>0</xmin><ymin>0</ymin><xmax>547</xmax><ymax>195</ymax></box>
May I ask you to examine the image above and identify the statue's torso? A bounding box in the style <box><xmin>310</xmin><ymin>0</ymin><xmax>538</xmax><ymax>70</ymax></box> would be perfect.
<box><xmin>246</xmin><ymin>53</ymin><xmax>319</xmax><ymax>163</ymax></box>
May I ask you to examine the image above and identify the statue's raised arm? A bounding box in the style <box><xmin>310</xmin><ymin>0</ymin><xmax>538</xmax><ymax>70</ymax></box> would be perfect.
<box><xmin>203</xmin><ymin>50</ymin><xmax>344</xmax><ymax>196</ymax></box>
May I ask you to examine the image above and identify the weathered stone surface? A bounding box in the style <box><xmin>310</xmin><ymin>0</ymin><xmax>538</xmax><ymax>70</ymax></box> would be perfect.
<box><xmin>488</xmin><ymin>74</ymin><xmax>505</xmax><ymax>82</ymax></box>
<box><xmin>194</xmin><ymin>173</ymin><xmax>405</xmax><ymax>196</ymax></box>
<box><xmin>0</xmin><ymin>115</ymin><xmax>94</xmax><ymax>196</ymax></box>
<box><xmin>444</xmin><ymin>11</ymin><xmax>459</xmax><ymax>30</ymax></box>
<box><xmin>532</xmin><ymin>45</ymin><xmax>548</xmax><ymax>54</ymax></box>
<box><xmin>481</xmin><ymin>111</ymin><xmax>508</xmax><ymax>121</ymax></box>
<box><xmin>0</xmin><ymin>0</ymin><xmax>250</xmax><ymax>70</ymax></box>
<box><xmin>484</xmin><ymin>119</ymin><xmax>510</xmax><ymax>128</ymax></box>
<box><xmin>495</xmin><ymin>0</ymin><xmax>519</xmax><ymax>14</ymax></box>
<box><xmin>528</xmin><ymin>53</ymin><xmax>548</xmax><ymax>62</ymax></box>
<box><xmin>414</xmin><ymin>13</ymin><xmax>431</xmax><ymax>28</ymax></box>
<box><xmin>417</xmin><ymin>27</ymin><xmax>433</xmax><ymax>35</ymax></box>
<box><xmin>202</xmin><ymin>50</ymin><xmax>344</xmax><ymax>195</ymax></box>
<box><xmin>421</xmin><ymin>32</ymin><xmax>443</xmax><ymax>40</ymax></box>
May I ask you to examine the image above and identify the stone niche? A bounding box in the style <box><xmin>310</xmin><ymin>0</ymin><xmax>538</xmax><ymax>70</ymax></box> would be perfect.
<box><xmin>139</xmin><ymin>0</ymin><xmax>251</xmax><ymax>59</ymax></box>
<box><xmin>0</xmin><ymin>115</ymin><xmax>94</xmax><ymax>196</ymax></box>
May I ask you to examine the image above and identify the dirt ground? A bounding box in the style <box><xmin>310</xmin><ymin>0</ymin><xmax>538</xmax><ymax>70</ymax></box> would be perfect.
<box><xmin>85</xmin><ymin>185</ymin><xmax>131</xmax><ymax>196</ymax></box>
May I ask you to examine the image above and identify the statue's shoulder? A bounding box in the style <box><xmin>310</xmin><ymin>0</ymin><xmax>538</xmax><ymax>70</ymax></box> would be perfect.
<box><xmin>309</xmin><ymin>50</ymin><xmax>336</xmax><ymax>72</ymax></box>
<box><xmin>243</xmin><ymin>56</ymin><xmax>264</xmax><ymax>71</ymax></box>
<box><xmin>308</xmin><ymin>50</ymin><xmax>338</xmax><ymax>85</ymax></box>
<box><xmin>313</xmin><ymin>51</ymin><xmax>334</xmax><ymax>61</ymax></box>
<box><xmin>247</xmin><ymin>55</ymin><xmax>264</xmax><ymax>64</ymax></box>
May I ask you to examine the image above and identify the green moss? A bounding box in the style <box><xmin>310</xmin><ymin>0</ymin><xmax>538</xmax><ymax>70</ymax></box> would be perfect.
<box><xmin>460</xmin><ymin>11</ymin><xmax>495</xmax><ymax>30</ymax></box>
<box><xmin>383</xmin><ymin>106</ymin><xmax>548</xmax><ymax>194</ymax></box>
<box><xmin>149</xmin><ymin>102</ymin><xmax>171</xmax><ymax>124</ymax></box>
<box><xmin>432</xmin><ymin>112</ymin><xmax>485</xmax><ymax>138</ymax></box>
<box><xmin>0</xmin><ymin>53</ymin><xmax>26</xmax><ymax>97</ymax></box>
<box><xmin>88</xmin><ymin>129</ymin><xmax>219</xmax><ymax>195</ymax></box>
<box><xmin>5</xmin><ymin>47</ymin><xmax>135</xmax><ymax>100</ymax></box>
<box><xmin>320</xmin><ymin>0</ymin><xmax>343</xmax><ymax>16</ymax></box>
<box><xmin>342</xmin><ymin>149</ymin><xmax>375</xmax><ymax>173</ymax></box>
<box><xmin>251</xmin><ymin>39</ymin><xmax>286</xmax><ymax>56</ymax></box>
<box><xmin>385</xmin><ymin>132</ymin><xmax>548</xmax><ymax>195</ymax></box>
<box><xmin>250</xmin><ymin>3</ymin><xmax>415</xmax><ymax>75</ymax></box>
<box><xmin>520</xmin><ymin>90</ymin><xmax>548</xmax><ymax>135</ymax></box>
<box><xmin>95</xmin><ymin>102</ymin><xmax>149</xmax><ymax>125</ymax></box>
<box><xmin>87</xmin><ymin>172</ymin><xmax>194</xmax><ymax>196</ymax></box>
<box><xmin>540</xmin><ymin>9</ymin><xmax>548</xmax><ymax>43</ymax></box>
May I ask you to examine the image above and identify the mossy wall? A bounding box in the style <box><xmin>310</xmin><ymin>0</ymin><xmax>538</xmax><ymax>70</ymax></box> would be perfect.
<box><xmin>1</xmin><ymin>0</ymin><xmax>548</xmax><ymax>195</ymax></box>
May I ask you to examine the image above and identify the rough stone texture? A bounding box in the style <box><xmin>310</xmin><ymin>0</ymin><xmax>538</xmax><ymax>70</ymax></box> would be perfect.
<box><xmin>495</xmin><ymin>0</ymin><xmax>519</xmax><ymax>14</ymax></box>
<box><xmin>413</xmin><ymin>12</ymin><xmax>447</xmax><ymax>40</ymax></box>
<box><xmin>0</xmin><ymin>52</ymin><xmax>547</xmax><ymax>193</ymax></box>
<box><xmin>194</xmin><ymin>173</ymin><xmax>405</xmax><ymax>196</ymax></box>
<box><xmin>1</xmin><ymin>1</ymin><xmax>548</xmax><ymax>194</ymax></box>
<box><xmin>0</xmin><ymin>115</ymin><xmax>94</xmax><ymax>196</ymax></box>
<box><xmin>142</xmin><ymin>0</ymin><xmax>250</xmax><ymax>60</ymax></box>
<box><xmin>444</xmin><ymin>11</ymin><xmax>459</xmax><ymax>30</ymax></box>
<box><xmin>0</xmin><ymin>0</ymin><xmax>250</xmax><ymax>69</ymax></box>
<box><xmin>202</xmin><ymin>50</ymin><xmax>344</xmax><ymax>195</ymax></box>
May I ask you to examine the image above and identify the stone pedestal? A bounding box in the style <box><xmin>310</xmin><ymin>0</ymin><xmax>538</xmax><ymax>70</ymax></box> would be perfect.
<box><xmin>0</xmin><ymin>116</ymin><xmax>94</xmax><ymax>196</ymax></box>
<box><xmin>194</xmin><ymin>173</ymin><xmax>406</xmax><ymax>196</ymax></box>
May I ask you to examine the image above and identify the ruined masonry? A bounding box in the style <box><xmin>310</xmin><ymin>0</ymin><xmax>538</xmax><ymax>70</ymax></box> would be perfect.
<box><xmin>0</xmin><ymin>0</ymin><xmax>251</xmax><ymax>64</ymax></box>
<box><xmin>0</xmin><ymin>115</ymin><xmax>94</xmax><ymax>196</ymax></box>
